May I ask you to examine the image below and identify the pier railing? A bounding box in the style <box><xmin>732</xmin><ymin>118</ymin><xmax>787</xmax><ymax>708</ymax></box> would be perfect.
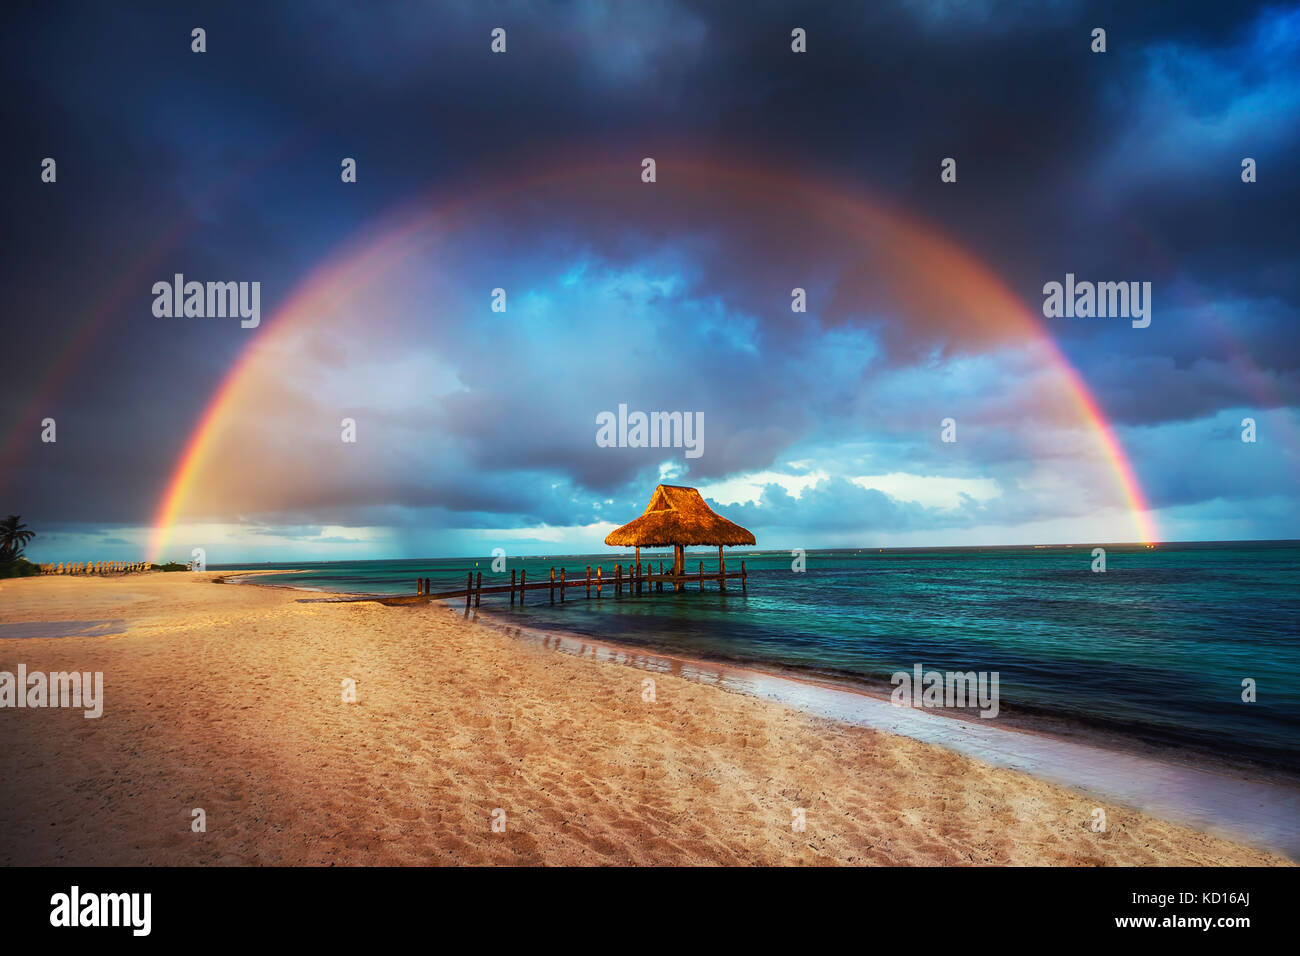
<box><xmin>383</xmin><ymin>560</ymin><xmax>748</xmax><ymax>609</ymax></box>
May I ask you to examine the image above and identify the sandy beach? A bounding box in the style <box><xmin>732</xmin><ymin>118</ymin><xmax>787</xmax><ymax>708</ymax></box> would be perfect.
<box><xmin>0</xmin><ymin>572</ymin><xmax>1290</xmax><ymax>866</ymax></box>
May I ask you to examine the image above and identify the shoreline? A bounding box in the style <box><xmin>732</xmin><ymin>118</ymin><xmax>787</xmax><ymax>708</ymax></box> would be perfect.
<box><xmin>1</xmin><ymin>571</ymin><xmax>1291</xmax><ymax>865</ymax></box>
<box><xmin>475</xmin><ymin>611</ymin><xmax>1300</xmax><ymax>785</ymax></box>
<box><xmin>465</xmin><ymin>605</ymin><xmax>1300</xmax><ymax>860</ymax></box>
<box><xmin>246</xmin><ymin>573</ymin><xmax>1300</xmax><ymax>784</ymax></box>
<box><xmin>232</xmin><ymin>572</ymin><xmax>1300</xmax><ymax>859</ymax></box>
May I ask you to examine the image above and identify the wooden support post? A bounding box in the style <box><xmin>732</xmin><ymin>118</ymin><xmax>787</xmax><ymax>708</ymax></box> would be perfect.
<box><xmin>417</xmin><ymin>577</ymin><xmax>423</xmax><ymax>595</ymax></box>
<box><xmin>741</xmin><ymin>560</ymin><xmax>747</xmax><ymax>592</ymax></box>
<box><xmin>615</xmin><ymin>564</ymin><xmax>622</xmax><ymax>595</ymax></box>
<box><xmin>560</xmin><ymin>567</ymin><xmax>566</xmax><ymax>603</ymax></box>
<box><xmin>634</xmin><ymin>547</ymin><xmax>641</xmax><ymax>594</ymax></box>
<box><xmin>475</xmin><ymin>571</ymin><xmax>482</xmax><ymax>607</ymax></box>
<box><xmin>719</xmin><ymin>546</ymin><xmax>726</xmax><ymax>590</ymax></box>
<box><xmin>519</xmin><ymin>569</ymin><xmax>526</xmax><ymax>604</ymax></box>
<box><xmin>425</xmin><ymin>577</ymin><xmax>431</xmax><ymax>595</ymax></box>
<box><xmin>510</xmin><ymin>569</ymin><xmax>516</xmax><ymax>605</ymax></box>
<box><xmin>596</xmin><ymin>565</ymin><xmax>602</xmax><ymax>597</ymax></box>
<box><xmin>673</xmin><ymin>544</ymin><xmax>684</xmax><ymax>591</ymax></box>
<box><xmin>659</xmin><ymin>561</ymin><xmax>664</xmax><ymax>591</ymax></box>
<box><xmin>465</xmin><ymin>572</ymin><xmax>473</xmax><ymax>609</ymax></box>
<box><xmin>699</xmin><ymin>561</ymin><xmax>704</xmax><ymax>590</ymax></box>
<box><xmin>549</xmin><ymin>567</ymin><xmax>555</xmax><ymax>604</ymax></box>
<box><xmin>586</xmin><ymin>565</ymin><xmax>591</xmax><ymax>598</ymax></box>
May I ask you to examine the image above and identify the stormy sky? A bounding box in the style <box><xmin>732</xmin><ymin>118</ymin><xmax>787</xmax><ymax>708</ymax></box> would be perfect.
<box><xmin>2</xmin><ymin>0</ymin><xmax>1297</xmax><ymax>562</ymax></box>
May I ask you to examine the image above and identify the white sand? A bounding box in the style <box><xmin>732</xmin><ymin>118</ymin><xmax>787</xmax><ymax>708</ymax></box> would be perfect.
<box><xmin>0</xmin><ymin>572</ymin><xmax>1290</xmax><ymax>866</ymax></box>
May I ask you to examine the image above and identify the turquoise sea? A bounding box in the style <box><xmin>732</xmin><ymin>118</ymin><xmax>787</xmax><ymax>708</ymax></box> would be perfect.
<box><xmin>223</xmin><ymin>541</ymin><xmax>1300</xmax><ymax>773</ymax></box>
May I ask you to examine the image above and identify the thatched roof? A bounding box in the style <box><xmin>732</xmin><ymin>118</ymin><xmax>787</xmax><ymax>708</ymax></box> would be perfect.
<box><xmin>604</xmin><ymin>485</ymin><xmax>756</xmax><ymax>547</ymax></box>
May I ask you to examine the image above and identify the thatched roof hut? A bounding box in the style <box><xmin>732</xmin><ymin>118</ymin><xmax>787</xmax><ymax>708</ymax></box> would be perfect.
<box><xmin>605</xmin><ymin>484</ymin><xmax>755</xmax><ymax>547</ymax></box>
<box><xmin>605</xmin><ymin>485</ymin><xmax>755</xmax><ymax>589</ymax></box>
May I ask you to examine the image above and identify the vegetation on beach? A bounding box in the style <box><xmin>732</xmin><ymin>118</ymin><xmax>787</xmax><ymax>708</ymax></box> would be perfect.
<box><xmin>0</xmin><ymin>557</ymin><xmax>41</xmax><ymax>578</ymax></box>
<box><xmin>0</xmin><ymin>514</ymin><xmax>35</xmax><ymax>559</ymax></box>
<box><xmin>0</xmin><ymin>514</ymin><xmax>37</xmax><ymax>577</ymax></box>
<box><xmin>0</xmin><ymin>516</ymin><xmax>190</xmax><ymax>576</ymax></box>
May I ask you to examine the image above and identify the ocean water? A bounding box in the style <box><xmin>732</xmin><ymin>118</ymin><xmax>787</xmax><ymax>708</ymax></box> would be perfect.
<box><xmin>222</xmin><ymin>541</ymin><xmax>1300</xmax><ymax>773</ymax></box>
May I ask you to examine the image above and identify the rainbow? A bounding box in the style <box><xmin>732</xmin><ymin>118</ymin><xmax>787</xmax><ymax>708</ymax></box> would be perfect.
<box><xmin>0</xmin><ymin>130</ymin><xmax>312</xmax><ymax>487</ymax></box>
<box><xmin>147</xmin><ymin>158</ymin><xmax>1159</xmax><ymax>560</ymax></box>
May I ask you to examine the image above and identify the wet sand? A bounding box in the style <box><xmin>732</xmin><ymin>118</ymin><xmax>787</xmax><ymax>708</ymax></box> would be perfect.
<box><xmin>0</xmin><ymin>572</ymin><xmax>1290</xmax><ymax>865</ymax></box>
<box><xmin>477</xmin><ymin>619</ymin><xmax>1300</xmax><ymax>859</ymax></box>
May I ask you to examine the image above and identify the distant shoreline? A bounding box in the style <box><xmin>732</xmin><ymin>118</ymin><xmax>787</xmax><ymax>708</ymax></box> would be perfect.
<box><xmin>180</xmin><ymin>538</ymin><xmax>1300</xmax><ymax>569</ymax></box>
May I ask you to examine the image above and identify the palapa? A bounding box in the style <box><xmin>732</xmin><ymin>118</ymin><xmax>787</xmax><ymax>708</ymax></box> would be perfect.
<box><xmin>604</xmin><ymin>484</ymin><xmax>754</xmax><ymax>590</ymax></box>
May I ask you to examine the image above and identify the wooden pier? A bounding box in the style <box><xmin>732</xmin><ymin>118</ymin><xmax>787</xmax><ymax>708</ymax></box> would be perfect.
<box><xmin>388</xmin><ymin>560</ymin><xmax>748</xmax><ymax>609</ymax></box>
<box><xmin>383</xmin><ymin>484</ymin><xmax>756</xmax><ymax>611</ymax></box>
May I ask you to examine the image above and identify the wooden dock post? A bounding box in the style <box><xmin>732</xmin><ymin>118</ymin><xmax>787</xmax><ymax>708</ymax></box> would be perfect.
<box><xmin>636</xmin><ymin>560</ymin><xmax>642</xmax><ymax>595</ymax></box>
<box><xmin>741</xmin><ymin>560</ymin><xmax>747</xmax><ymax>592</ymax></box>
<box><xmin>425</xmin><ymin>577</ymin><xmax>431</xmax><ymax>596</ymax></box>
<box><xmin>699</xmin><ymin>561</ymin><xmax>704</xmax><ymax>590</ymax></box>
<box><xmin>596</xmin><ymin>565</ymin><xmax>602</xmax><ymax>597</ymax></box>
<box><xmin>475</xmin><ymin>571</ymin><xmax>482</xmax><ymax>607</ymax></box>
<box><xmin>560</xmin><ymin>567</ymin><xmax>566</xmax><ymax>603</ymax></box>
<box><xmin>718</xmin><ymin>546</ymin><xmax>726</xmax><ymax>591</ymax></box>
<box><xmin>510</xmin><ymin>569</ymin><xmax>516</xmax><ymax>604</ymax></box>
<box><xmin>465</xmin><ymin>572</ymin><xmax>473</xmax><ymax>609</ymax></box>
<box><xmin>519</xmin><ymin>569</ymin><xmax>526</xmax><ymax>604</ymax></box>
<box><xmin>615</xmin><ymin>564</ymin><xmax>622</xmax><ymax>596</ymax></box>
<box><xmin>416</xmin><ymin>577</ymin><xmax>423</xmax><ymax>595</ymax></box>
<box><xmin>549</xmin><ymin>567</ymin><xmax>555</xmax><ymax>604</ymax></box>
<box><xmin>586</xmin><ymin>565</ymin><xmax>591</xmax><ymax>598</ymax></box>
<box><xmin>659</xmin><ymin>561</ymin><xmax>664</xmax><ymax>591</ymax></box>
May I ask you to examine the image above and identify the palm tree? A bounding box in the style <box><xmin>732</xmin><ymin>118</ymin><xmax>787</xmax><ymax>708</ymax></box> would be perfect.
<box><xmin>0</xmin><ymin>515</ymin><xmax>35</xmax><ymax>562</ymax></box>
